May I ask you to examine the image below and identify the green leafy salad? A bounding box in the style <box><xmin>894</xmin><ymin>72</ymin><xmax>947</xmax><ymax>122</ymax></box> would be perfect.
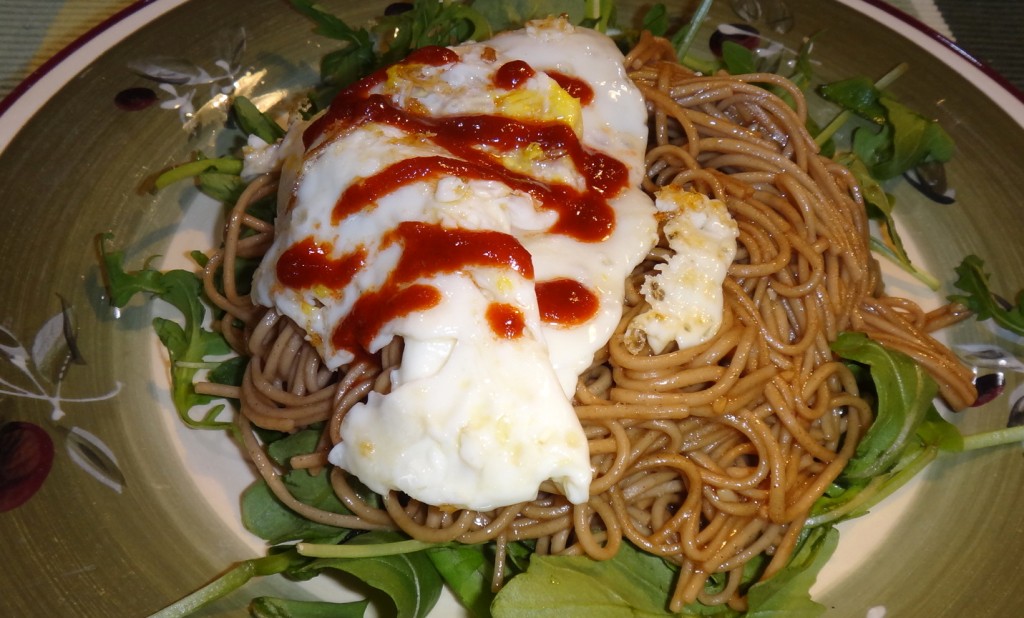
<box><xmin>98</xmin><ymin>0</ymin><xmax>1024</xmax><ymax>616</ymax></box>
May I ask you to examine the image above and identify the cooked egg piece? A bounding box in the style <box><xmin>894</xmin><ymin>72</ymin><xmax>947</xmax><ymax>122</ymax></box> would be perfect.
<box><xmin>626</xmin><ymin>186</ymin><xmax>739</xmax><ymax>355</ymax></box>
<box><xmin>332</xmin><ymin>271</ymin><xmax>591</xmax><ymax>510</ymax></box>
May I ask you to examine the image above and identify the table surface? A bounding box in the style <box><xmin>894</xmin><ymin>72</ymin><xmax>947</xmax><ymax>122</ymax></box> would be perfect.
<box><xmin>1</xmin><ymin>0</ymin><xmax>1022</xmax><ymax>102</ymax></box>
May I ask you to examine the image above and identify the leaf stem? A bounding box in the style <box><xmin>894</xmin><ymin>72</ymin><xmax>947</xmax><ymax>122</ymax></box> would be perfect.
<box><xmin>960</xmin><ymin>425</ymin><xmax>1024</xmax><ymax>451</ymax></box>
<box><xmin>148</xmin><ymin>551</ymin><xmax>300</xmax><ymax>618</ymax></box>
<box><xmin>173</xmin><ymin>360</ymin><xmax>226</xmax><ymax>370</ymax></box>
<box><xmin>869</xmin><ymin>237</ymin><xmax>941</xmax><ymax>290</ymax></box>
<box><xmin>155</xmin><ymin>157</ymin><xmax>243</xmax><ymax>190</ymax></box>
<box><xmin>296</xmin><ymin>539</ymin><xmax>436</xmax><ymax>559</ymax></box>
<box><xmin>672</xmin><ymin>0</ymin><xmax>714</xmax><ymax>63</ymax></box>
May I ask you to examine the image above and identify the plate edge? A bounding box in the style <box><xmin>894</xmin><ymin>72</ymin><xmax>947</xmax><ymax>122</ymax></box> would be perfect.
<box><xmin>0</xmin><ymin>0</ymin><xmax>189</xmax><ymax>148</ymax></box>
<box><xmin>843</xmin><ymin>0</ymin><xmax>1024</xmax><ymax>106</ymax></box>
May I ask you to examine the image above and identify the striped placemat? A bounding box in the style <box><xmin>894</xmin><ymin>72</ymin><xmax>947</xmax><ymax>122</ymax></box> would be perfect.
<box><xmin>0</xmin><ymin>0</ymin><xmax>135</xmax><ymax>98</ymax></box>
<box><xmin>935</xmin><ymin>0</ymin><xmax>1024</xmax><ymax>91</ymax></box>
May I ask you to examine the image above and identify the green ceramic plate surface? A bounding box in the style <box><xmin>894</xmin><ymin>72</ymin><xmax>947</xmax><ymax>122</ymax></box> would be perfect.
<box><xmin>1</xmin><ymin>0</ymin><xmax>1022</xmax><ymax>616</ymax></box>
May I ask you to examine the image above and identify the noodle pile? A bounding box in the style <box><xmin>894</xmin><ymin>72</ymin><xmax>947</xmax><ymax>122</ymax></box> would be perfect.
<box><xmin>196</xmin><ymin>32</ymin><xmax>976</xmax><ymax>611</ymax></box>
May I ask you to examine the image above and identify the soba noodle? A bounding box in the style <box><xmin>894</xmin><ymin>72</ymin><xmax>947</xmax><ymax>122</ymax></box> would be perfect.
<box><xmin>194</xmin><ymin>31</ymin><xmax>976</xmax><ymax>611</ymax></box>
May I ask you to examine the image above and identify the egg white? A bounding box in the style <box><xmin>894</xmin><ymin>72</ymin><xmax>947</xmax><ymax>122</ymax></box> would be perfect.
<box><xmin>250</xmin><ymin>19</ymin><xmax>664</xmax><ymax>510</ymax></box>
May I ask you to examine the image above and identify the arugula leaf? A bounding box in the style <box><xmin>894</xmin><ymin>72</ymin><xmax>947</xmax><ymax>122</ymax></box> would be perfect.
<box><xmin>207</xmin><ymin>354</ymin><xmax>247</xmax><ymax>389</ymax></box>
<box><xmin>426</xmin><ymin>544</ymin><xmax>500</xmax><ymax>618</ymax></box>
<box><xmin>808</xmin><ymin>333</ymin><xmax>965</xmax><ymax>526</ymax></box>
<box><xmin>372</xmin><ymin>0</ymin><xmax>492</xmax><ymax>64</ymax></box>
<box><xmin>744</xmin><ymin>527</ymin><xmax>837</xmax><ymax>618</ymax></box>
<box><xmin>285</xmin><ymin>468</ymin><xmax>352</xmax><ymax>517</ymax></box>
<box><xmin>241</xmin><ymin>477</ymin><xmax>351</xmax><ymax>545</ymax></box>
<box><xmin>818</xmin><ymin>74</ymin><xmax>953</xmax><ymax>181</ymax></box>
<box><xmin>814</xmin><ymin>65</ymin><xmax>954</xmax><ymax>287</ymax></box>
<box><xmin>831</xmin><ymin>331</ymin><xmax>939</xmax><ymax>480</ymax></box>
<box><xmin>295</xmin><ymin>531</ymin><xmax>444</xmax><ymax>618</ymax></box>
<box><xmin>817</xmin><ymin>77</ymin><xmax>888</xmax><ymax>125</ymax></box>
<box><xmin>641</xmin><ymin>2</ymin><xmax>669</xmax><ymax>36</ymax></box>
<box><xmin>289</xmin><ymin>0</ymin><xmax>372</xmax><ymax>45</ymax></box>
<box><xmin>811</xmin><ymin>329</ymin><xmax>1024</xmax><ymax>526</ymax></box>
<box><xmin>316</xmin><ymin>43</ymin><xmax>376</xmax><ymax>102</ymax></box>
<box><xmin>154</xmin><ymin>535</ymin><xmax>438</xmax><ymax>618</ymax></box>
<box><xmin>98</xmin><ymin>234</ymin><xmax>234</xmax><ymax>430</ymax></box>
<box><xmin>788</xmin><ymin>35</ymin><xmax>817</xmax><ymax>93</ymax></box>
<box><xmin>949</xmin><ymin>254</ymin><xmax>1024</xmax><ymax>336</ymax></box>
<box><xmin>472</xmin><ymin>0</ymin><xmax>587</xmax><ymax>33</ymax></box>
<box><xmin>491</xmin><ymin>541</ymin><xmax>682</xmax><ymax>617</ymax></box>
<box><xmin>266</xmin><ymin>427</ymin><xmax>321</xmax><ymax>465</ymax></box>
<box><xmin>291</xmin><ymin>0</ymin><xmax>492</xmax><ymax>108</ymax></box>
<box><xmin>233</xmin><ymin>95</ymin><xmax>286</xmax><ymax>143</ymax></box>
<box><xmin>197</xmin><ymin>171</ymin><xmax>246</xmax><ymax>203</ymax></box>
<box><xmin>838</xmin><ymin>153</ymin><xmax>940</xmax><ymax>289</ymax></box>
<box><xmin>491</xmin><ymin>532</ymin><xmax>834</xmax><ymax>618</ymax></box>
<box><xmin>721</xmin><ymin>40</ymin><xmax>757</xmax><ymax>75</ymax></box>
<box><xmin>916</xmin><ymin>403</ymin><xmax>965</xmax><ymax>452</ymax></box>
<box><xmin>504</xmin><ymin>540</ymin><xmax>534</xmax><ymax>573</ymax></box>
<box><xmin>288</xmin><ymin>0</ymin><xmax>375</xmax><ymax>103</ymax></box>
<box><xmin>808</xmin><ymin>439</ymin><xmax>935</xmax><ymax>527</ymax></box>
<box><xmin>869</xmin><ymin>97</ymin><xmax>954</xmax><ymax>180</ymax></box>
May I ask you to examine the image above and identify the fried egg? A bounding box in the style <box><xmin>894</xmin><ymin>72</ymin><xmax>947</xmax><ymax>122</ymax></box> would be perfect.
<box><xmin>250</xmin><ymin>19</ymin><xmax>660</xmax><ymax>510</ymax></box>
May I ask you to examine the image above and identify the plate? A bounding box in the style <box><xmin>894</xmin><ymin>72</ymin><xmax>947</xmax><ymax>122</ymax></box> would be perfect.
<box><xmin>1</xmin><ymin>0</ymin><xmax>1022</xmax><ymax>616</ymax></box>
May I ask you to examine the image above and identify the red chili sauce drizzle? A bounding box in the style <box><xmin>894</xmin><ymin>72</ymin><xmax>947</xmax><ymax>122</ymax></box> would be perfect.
<box><xmin>493</xmin><ymin>60</ymin><xmax>535</xmax><ymax>90</ymax></box>
<box><xmin>536</xmin><ymin>278</ymin><xmax>599</xmax><ymax>327</ymax></box>
<box><xmin>545</xmin><ymin>71</ymin><xmax>595</xmax><ymax>106</ymax></box>
<box><xmin>277</xmin><ymin>238</ymin><xmax>367</xmax><ymax>291</ymax></box>
<box><xmin>495</xmin><ymin>61</ymin><xmax>593</xmax><ymax>106</ymax></box>
<box><xmin>330</xmin><ymin>222</ymin><xmax>535</xmax><ymax>351</ymax></box>
<box><xmin>285</xmin><ymin>46</ymin><xmax>618</xmax><ymax>351</ymax></box>
<box><xmin>486</xmin><ymin>303</ymin><xmax>527</xmax><ymax>339</ymax></box>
